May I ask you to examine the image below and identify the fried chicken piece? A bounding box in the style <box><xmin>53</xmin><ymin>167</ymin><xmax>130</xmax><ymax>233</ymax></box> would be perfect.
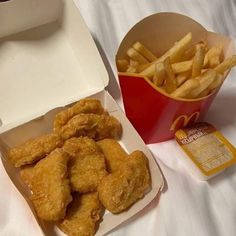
<box><xmin>8</xmin><ymin>133</ymin><xmax>63</xmax><ymax>167</ymax></box>
<box><xmin>58</xmin><ymin>192</ymin><xmax>104</xmax><ymax>236</ymax></box>
<box><xmin>20</xmin><ymin>164</ymin><xmax>35</xmax><ymax>187</ymax></box>
<box><xmin>63</xmin><ymin>137</ymin><xmax>108</xmax><ymax>193</ymax></box>
<box><xmin>59</xmin><ymin>114</ymin><xmax>122</xmax><ymax>141</ymax></box>
<box><xmin>53</xmin><ymin>99</ymin><xmax>105</xmax><ymax>132</ymax></box>
<box><xmin>30</xmin><ymin>148</ymin><xmax>72</xmax><ymax>221</ymax></box>
<box><xmin>97</xmin><ymin>139</ymin><xmax>128</xmax><ymax>173</ymax></box>
<box><xmin>98</xmin><ymin>151</ymin><xmax>151</xmax><ymax>213</ymax></box>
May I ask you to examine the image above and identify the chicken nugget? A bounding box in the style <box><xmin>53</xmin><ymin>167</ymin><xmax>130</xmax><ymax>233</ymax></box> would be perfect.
<box><xmin>58</xmin><ymin>192</ymin><xmax>103</xmax><ymax>236</ymax></box>
<box><xmin>20</xmin><ymin>164</ymin><xmax>35</xmax><ymax>187</ymax></box>
<box><xmin>59</xmin><ymin>114</ymin><xmax>122</xmax><ymax>141</ymax></box>
<box><xmin>54</xmin><ymin>98</ymin><xmax>105</xmax><ymax>132</ymax></box>
<box><xmin>97</xmin><ymin>139</ymin><xmax>128</xmax><ymax>173</ymax></box>
<box><xmin>31</xmin><ymin>148</ymin><xmax>72</xmax><ymax>221</ymax></box>
<box><xmin>9</xmin><ymin>133</ymin><xmax>63</xmax><ymax>167</ymax></box>
<box><xmin>63</xmin><ymin>137</ymin><xmax>108</xmax><ymax>193</ymax></box>
<box><xmin>98</xmin><ymin>151</ymin><xmax>151</xmax><ymax>213</ymax></box>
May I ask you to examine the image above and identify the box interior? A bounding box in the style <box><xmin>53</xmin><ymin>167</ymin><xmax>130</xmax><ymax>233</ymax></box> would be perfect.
<box><xmin>0</xmin><ymin>0</ymin><xmax>109</xmax><ymax>134</ymax></box>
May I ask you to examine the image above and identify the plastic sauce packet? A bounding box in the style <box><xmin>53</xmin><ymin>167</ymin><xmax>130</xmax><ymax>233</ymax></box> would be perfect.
<box><xmin>175</xmin><ymin>122</ymin><xmax>236</xmax><ymax>180</ymax></box>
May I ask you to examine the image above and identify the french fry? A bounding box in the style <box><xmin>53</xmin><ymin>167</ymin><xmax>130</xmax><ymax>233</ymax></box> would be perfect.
<box><xmin>214</xmin><ymin>55</ymin><xmax>236</xmax><ymax>74</ymax></box>
<box><xmin>126</xmin><ymin>60</ymin><xmax>139</xmax><ymax>73</ymax></box>
<box><xmin>176</xmin><ymin>71</ymin><xmax>190</xmax><ymax>87</ymax></box>
<box><xmin>163</xmin><ymin>57</ymin><xmax>177</xmax><ymax>93</ymax></box>
<box><xmin>132</xmin><ymin>41</ymin><xmax>157</xmax><ymax>62</ymax></box>
<box><xmin>116</xmin><ymin>59</ymin><xmax>129</xmax><ymax>72</ymax></box>
<box><xmin>127</xmin><ymin>48</ymin><xmax>149</xmax><ymax>64</ymax></box>
<box><xmin>181</xmin><ymin>41</ymin><xmax>206</xmax><ymax>61</ymax></box>
<box><xmin>158</xmin><ymin>86</ymin><xmax>167</xmax><ymax>94</ymax></box>
<box><xmin>161</xmin><ymin>32</ymin><xmax>193</xmax><ymax>62</ymax></box>
<box><xmin>182</xmin><ymin>45</ymin><xmax>196</xmax><ymax>60</ymax></box>
<box><xmin>203</xmin><ymin>53</ymin><xmax>208</xmax><ymax>67</ymax></box>
<box><xmin>188</xmin><ymin>69</ymin><xmax>217</xmax><ymax>98</ymax></box>
<box><xmin>201</xmin><ymin>68</ymin><xmax>208</xmax><ymax>73</ymax></box>
<box><xmin>197</xmin><ymin>88</ymin><xmax>210</xmax><ymax>98</ymax></box>
<box><xmin>172</xmin><ymin>60</ymin><xmax>192</xmax><ymax>74</ymax></box>
<box><xmin>126</xmin><ymin>66</ymin><xmax>137</xmax><ymax>73</ymax></box>
<box><xmin>153</xmin><ymin>62</ymin><xmax>165</xmax><ymax>86</ymax></box>
<box><xmin>208</xmin><ymin>74</ymin><xmax>224</xmax><ymax>90</ymax></box>
<box><xmin>130</xmin><ymin>60</ymin><xmax>139</xmax><ymax>67</ymax></box>
<box><xmin>128</xmin><ymin>60</ymin><xmax>150</xmax><ymax>73</ymax></box>
<box><xmin>204</xmin><ymin>45</ymin><xmax>222</xmax><ymax>68</ymax></box>
<box><xmin>139</xmin><ymin>32</ymin><xmax>192</xmax><ymax>77</ymax></box>
<box><xmin>171</xmin><ymin>79</ymin><xmax>199</xmax><ymax>98</ymax></box>
<box><xmin>199</xmin><ymin>40</ymin><xmax>208</xmax><ymax>53</ymax></box>
<box><xmin>192</xmin><ymin>44</ymin><xmax>205</xmax><ymax>78</ymax></box>
<box><xmin>209</xmin><ymin>46</ymin><xmax>222</xmax><ymax>68</ymax></box>
<box><xmin>137</xmin><ymin>63</ymin><xmax>150</xmax><ymax>73</ymax></box>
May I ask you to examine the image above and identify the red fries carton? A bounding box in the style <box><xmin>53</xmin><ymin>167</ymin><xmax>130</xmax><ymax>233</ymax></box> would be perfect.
<box><xmin>116</xmin><ymin>13</ymin><xmax>234</xmax><ymax>144</ymax></box>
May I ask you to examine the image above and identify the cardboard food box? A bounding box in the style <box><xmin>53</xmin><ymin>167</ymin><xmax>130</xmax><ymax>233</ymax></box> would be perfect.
<box><xmin>0</xmin><ymin>0</ymin><xmax>164</xmax><ymax>235</ymax></box>
<box><xmin>116</xmin><ymin>13</ymin><xmax>235</xmax><ymax>144</ymax></box>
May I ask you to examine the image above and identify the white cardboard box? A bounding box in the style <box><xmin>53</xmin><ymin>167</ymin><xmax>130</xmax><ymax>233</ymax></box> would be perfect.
<box><xmin>0</xmin><ymin>0</ymin><xmax>164</xmax><ymax>235</ymax></box>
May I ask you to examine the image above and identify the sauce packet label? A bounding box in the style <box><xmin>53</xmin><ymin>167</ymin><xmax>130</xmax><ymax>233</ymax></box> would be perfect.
<box><xmin>175</xmin><ymin>122</ymin><xmax>236</xmax><ymax>176</ymax></box>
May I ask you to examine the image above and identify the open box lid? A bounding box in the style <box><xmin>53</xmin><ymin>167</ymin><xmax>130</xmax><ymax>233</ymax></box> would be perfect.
<box><xmin>0</xmin><ymin>0</ymin><xmax>109</xmax><ymax>134</ymax></box>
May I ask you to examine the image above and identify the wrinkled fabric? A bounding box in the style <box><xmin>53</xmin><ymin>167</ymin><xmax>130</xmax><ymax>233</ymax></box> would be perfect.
<box><xmin>1</xmin><ymin>0</ymin><xmax>236</xmax><ymax>235</ymax></box>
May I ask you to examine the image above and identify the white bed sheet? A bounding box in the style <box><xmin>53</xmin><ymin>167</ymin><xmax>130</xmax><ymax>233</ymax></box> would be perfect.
<box><xmin>1</xmin><ymin>0</ymin><xmax>236</xmax><ymax>235</ymax></box>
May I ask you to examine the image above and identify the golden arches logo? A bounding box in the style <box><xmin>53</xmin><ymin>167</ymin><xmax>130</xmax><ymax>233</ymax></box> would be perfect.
<box><xmin>170</xmin><ymin>112</ymin><xmax>200</xmax><ymax>131</ymax></box>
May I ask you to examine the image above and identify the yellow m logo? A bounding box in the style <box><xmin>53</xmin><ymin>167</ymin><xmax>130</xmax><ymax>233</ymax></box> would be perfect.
<box><xmin>170</xmin><ymin>112</ymin><xmax>200</xmax><ymax>131</ymax></box>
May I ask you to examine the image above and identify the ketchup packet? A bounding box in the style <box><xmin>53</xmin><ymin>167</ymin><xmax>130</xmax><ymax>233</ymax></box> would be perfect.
<box><xmin>175</xmin><ymin>122</ymin><xmax>236</xmax><ymax>180</ymax></box>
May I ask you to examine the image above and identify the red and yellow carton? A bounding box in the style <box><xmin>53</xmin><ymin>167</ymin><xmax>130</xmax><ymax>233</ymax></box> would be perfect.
<box><xmin>116</xmin><ymin>13</ymin><xmax>235</xmax><ymax>144</ymax></box>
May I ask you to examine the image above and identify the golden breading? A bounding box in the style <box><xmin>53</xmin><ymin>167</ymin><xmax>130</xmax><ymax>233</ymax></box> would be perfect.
<box><xmin>58</xmin><ymin>192</ymin><xmax>104</xmax><ymax>236</ymax></box>
<box><xmin>63</xmin><ymin>137</ymin><xmax>108</xmax><ymax>193</ymax></box>
<box><xmin>53</xmin><ymin>98</ymin><xmax>105</xmax><ymax>132</ymax></box>
<box><xmin>20</xmin><ymin>164</ymin><xmax>35</xmax><ymax>187</ymax></box>
<box><xmin>8</xmin><ymin>133</ymin><xmax>63</xmax><ymax>167</ymax></box>
<box><xmin>59</xmin><ymin>114</ymin><xmax>122</xmax><ymax>141</ymax></box>
<box><xmin>31</xmin><ymin>148</ymin><xmax>72</xmax><ymax>221</ymax></box>
<box><xmin>98</xmin><ymin>151</ymin><xmax>151</xmax><ymax>213</ymax></box>
<box><xmin>97</xmin><ymin>139</ymin><xmax>128</xmax><ymax>173</ymax></box>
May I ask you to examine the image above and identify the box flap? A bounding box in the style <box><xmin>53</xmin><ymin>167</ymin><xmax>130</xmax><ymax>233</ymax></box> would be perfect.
<box><xmin>0</xmin><ymin>0</ymin><xmax>109</xmax><ymax>134</ymax></box>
